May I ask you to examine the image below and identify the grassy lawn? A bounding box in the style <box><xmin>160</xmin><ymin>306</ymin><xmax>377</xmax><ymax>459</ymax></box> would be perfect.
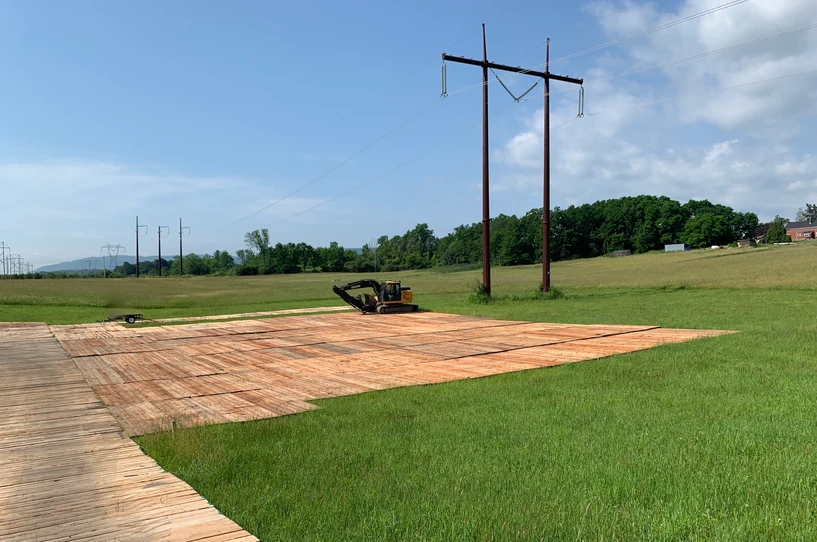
<box><xmin>5</xmin><ymin>244</ymin><xmax>817</xmax><ymax>539</ymax></box>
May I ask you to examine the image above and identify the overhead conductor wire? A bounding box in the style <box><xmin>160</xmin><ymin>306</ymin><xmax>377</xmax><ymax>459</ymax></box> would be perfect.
<box><xmin>445</xmin><ymin>0</ymin><xmax>751</xmax><ymax>97</ymax></box>
<box><xmin>218</xmin><ymin>5</ymin><xmax>527</xmax><ymax>231</ymax></box>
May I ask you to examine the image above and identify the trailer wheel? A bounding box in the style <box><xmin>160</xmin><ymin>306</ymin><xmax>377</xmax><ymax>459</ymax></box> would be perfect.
<box><xmin>125</xmin><ymin>316</ymin><xmax>137</xmax><ymax>324</ymax></box>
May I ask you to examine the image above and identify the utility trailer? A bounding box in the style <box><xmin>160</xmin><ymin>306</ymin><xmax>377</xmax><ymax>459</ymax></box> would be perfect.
<box><xmin>103</xmin><ymin>313</ymin><xmax>144</xmax><ymax>324</ymax></box>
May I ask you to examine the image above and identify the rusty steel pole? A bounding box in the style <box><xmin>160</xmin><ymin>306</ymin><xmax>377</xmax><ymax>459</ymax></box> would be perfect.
<box><xmin>442</xmin><ymin>32</ymin><xmax>581</xmax><ymax>296</ymax></box>
<box><xmin>157</xmin><ymin>227</ymin><xmax>162</xmax><ymax>277</ymax></box>
<box><xmin>179</xmin><ymin>218</ymin><xmax>184</xmax><ymax>275</ymax></box>
<box><xmin>542</xmin><ymin>39</ymin><xmax>551</xmax><ymax>293</ymax></box>
<box><xmin>157</xmin><ymin>226</ymin><xmax>168</xmax><ymax>277</ymax></box>
<box><xmin>136</xmin><ymin>216</ymin><xmax>140</xmax><ymax>278</ymax></box>
<box><xmin>481</xmin><ymin>23</ymin><xmax>491</xmax><ymax>296</ymax></box>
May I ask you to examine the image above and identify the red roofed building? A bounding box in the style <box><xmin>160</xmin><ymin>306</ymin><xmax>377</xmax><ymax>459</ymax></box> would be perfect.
<box><xmin>785</xmin><ymin>218</ymin><xmax>816</xmax><ymax>240</ymax></box>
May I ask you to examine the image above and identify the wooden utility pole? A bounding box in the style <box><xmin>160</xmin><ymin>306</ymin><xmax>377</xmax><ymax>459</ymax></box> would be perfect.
<box><xmin>443</xmin><ymin>31</ymin><xmax>582</xmax><ymax>294</ymax></box>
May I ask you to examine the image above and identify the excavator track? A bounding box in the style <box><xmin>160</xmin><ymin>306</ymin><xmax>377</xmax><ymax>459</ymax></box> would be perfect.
<box><xmin>376</xmin><ymin>304</ymin><xmax>419</xmax><ymax>314</ymax></box>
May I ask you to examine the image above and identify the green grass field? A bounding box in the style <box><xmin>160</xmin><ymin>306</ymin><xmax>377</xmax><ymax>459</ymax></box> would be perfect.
<box><xmin>1</xmin><ymin>243</ymin><xmax>814</xmax><ymax>324</ymax></box>
<box><xmin>4</xmin><ymin>244</ymin><xmax>817</xmax><ymax>539</ymax></box>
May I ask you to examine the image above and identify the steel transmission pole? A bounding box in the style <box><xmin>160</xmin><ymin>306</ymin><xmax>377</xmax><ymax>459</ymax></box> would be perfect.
<box><xmin>179</xmin><ymin>219</ymin><xmax>190</xmax><ymax>275</ymax></box>
<box><xmin>443</xmin><ymin>33</ymin><xmax>582</xmax><ymax>294</ymax></box>
<box><xmin>157</xmin><ymin>226</ymin><xmax>168</xmax><ymax>277</ymax></box>
<box><xmin>480</xmin><ymin>24</ymin><xmax>491</xmax><ymax>296</ymax></box>
<box><xmin>0</xmin><ymin>242</ymin><xmax>8</xmax><ymax>277</ymax></box>
<box><xmin>136</xmin><ymin>216</ymin><xmax>147</xmax><ymax>278</ymax></box>
<box><xmin>543</xmin><ymin>39</ymin><xmax>551</xmax><ymax>293</ymax></box>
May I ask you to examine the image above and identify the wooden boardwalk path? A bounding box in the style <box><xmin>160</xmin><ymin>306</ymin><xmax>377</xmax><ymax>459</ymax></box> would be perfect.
<box><xmin>51</xmin><ymin>313</ymin><xmax>732</xmax><ymax>436</ymax></box>
<box><xmin>0</xmin><ymin>323</ymin><xmax>257</xmax><ymax>542</ymax></box>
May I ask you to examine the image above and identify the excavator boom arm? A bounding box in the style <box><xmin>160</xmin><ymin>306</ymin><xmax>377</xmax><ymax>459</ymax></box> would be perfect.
<box><xmin>332</xmin><ymin>280</ymin><xmax>382</xmax><ymax>313</ymax></box>
<box><xmin>335</xmin><ymin>280</ymin><xmax>382</xmax><ymax>292</ymax></box>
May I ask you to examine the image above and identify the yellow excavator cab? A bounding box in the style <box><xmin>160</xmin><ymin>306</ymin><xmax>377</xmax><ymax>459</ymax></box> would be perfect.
<box><xmin>383</xmin><ymin>281</ymin><xmax>413</xmax><ymax>304</ymax></box>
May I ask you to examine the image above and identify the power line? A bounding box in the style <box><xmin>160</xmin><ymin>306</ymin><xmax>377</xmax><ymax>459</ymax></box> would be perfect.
<box><xmin>217</xmin><ymin>6</ymin><xmax>529</xmax><ymax>232</ymax></box>
<box><xmin>524</xmin><ymin>20</ymin><xmax>817</xmax><ymax>108</ymax></box>
<box><xmin>315</xmin><ymin>70</ymin><xmax>817</xmax><ymax>228</ymax></box>
<box><xmin>275</xmin><ymin>88</ymin><xmax>590</xmax><ymax>236</ymax></box>
<box><xmin>217</xmin><ymin>96</ymin><xmax>445</xmax><ymax>230</ymax></box>
<box><xmin>266</xmin><ymin>99</ymin><xmax>523</xmax><ymax>229</ymax></box>
<box><xmin>221</xmin><ymin>2</ymin><xmax>748</xmax><ymax>234</ymax></box>
<box><xmin>259</xmin><ymin>68</ymin><xmax>817</xmax><ymax>242</ymax></box>
<box><xmin>297</xmin><ymin>104</ymin><xmax>586</xmax><ymax>231</ymax></box>
<box><xmin>448</xmin><ymin>0</ymin><xmax>751</xmax><ymax>97</ymax></box>
<box><xmin>576</xmin><ymin>21</ymin><xmax>817</xmax><ymax>89</ymax></box>
<box><xmin>446</xmin><ymin>18</ymin><xmax>817</xmax><ymax>103</ymax></box>
<box><xmin>578</xmin><ymin>66</ymin><xmax>817</xmax><ymax>117</ymax></box>
<box><xmin>352</xmin><ymin>4</ymin><xmax>527</xmax><ymax>111</ymax></box>
<box><xmin>523</xmin><ymin>0</ymin><xmax>750</xmax><ymax>65</ymax></box>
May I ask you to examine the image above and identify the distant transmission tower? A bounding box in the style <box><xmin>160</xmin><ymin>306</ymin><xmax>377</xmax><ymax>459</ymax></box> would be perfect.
<box><xmin>82</xmin><ymin>259</ymin><xmax>96</xmax><ymax>278</ymax></box>
<box><xmin>0</xmin><ymin>242</ymin><xmax>8</xmax><ymax>277</ymax></box>
<box><xmin>100</xmin><ymin>244</ymin><xmax>126</xmax><ymax>277</ymax></box>
<box><xmin>7</xmin><ymin>254</ymin><xmax>20</xmax><ymax>275</ymax></box>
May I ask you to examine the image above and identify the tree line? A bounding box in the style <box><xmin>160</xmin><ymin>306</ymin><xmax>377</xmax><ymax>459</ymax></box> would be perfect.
<box><xmin>186</xmin><ymin>195</ymin><xmax>763</xmax><ymax>275</ymax></box>
<box><xmin>430</xmin><ymin>196</ymin><xmax>762</xmax><ymax>268</ymax></box>
<box><xmin>21</xmin><ymin>195</ymin><xmax>803</xmax><ymax>279</ymax></box>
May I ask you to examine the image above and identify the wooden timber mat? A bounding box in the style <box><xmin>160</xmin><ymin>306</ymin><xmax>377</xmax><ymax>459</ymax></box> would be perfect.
<box><xmin>0</xmin><ymin>324</ymin><xmax>258</xmax><ymax>542</ymax></box>
<box><xmin>50</xmin><ymin>312</ymin><xmax>733</xmax><ymax>437</ymax></box>
<box><xmin>150</xmin><ymin>304</ymin><xmax>351</xmax><ymax>324</ymax></box>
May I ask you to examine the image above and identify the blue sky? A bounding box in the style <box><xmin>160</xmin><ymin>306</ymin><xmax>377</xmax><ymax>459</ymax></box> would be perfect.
<box><xmin>1</xmin><ymin>0</ymin><xmax>816</xmax><ymax>266</ymax></box>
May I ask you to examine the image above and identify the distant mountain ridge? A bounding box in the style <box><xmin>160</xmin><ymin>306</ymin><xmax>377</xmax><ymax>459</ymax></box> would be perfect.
<box><xmin>36</xmin><ymin>248</ymin><xmax>364</xmax><ymax>272</ymax></box>
<box><xmin>36</xmin><ymin>255</ymin><xmax>163</xmax><ymax>272</ymax></box>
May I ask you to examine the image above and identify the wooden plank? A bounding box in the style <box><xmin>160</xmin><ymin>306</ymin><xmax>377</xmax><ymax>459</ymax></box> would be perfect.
<box><xmin>0</xmin><ymin>324</ymin><xmax>258</xmax><ymax>542</ymax></box>
<box><xmin>47</xmin><ymin>313</ymin><xmax>731</xmax><ymax>440</ymax></box>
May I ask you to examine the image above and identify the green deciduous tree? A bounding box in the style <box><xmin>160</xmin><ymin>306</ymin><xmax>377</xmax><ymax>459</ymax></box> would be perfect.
<box><xmin>680</xmin><ymin>213</ymin><xmax>731</xmax><ymax>248</ymax></box>
<box><xmin>244</xmin><ymin>229</ymin><xmax>271</xmax><ymax>273</ymax></box>
<box><xmin>766</xmin><ymin>217</ymin><xmax>792</xmax><ymax>244</ymax></box>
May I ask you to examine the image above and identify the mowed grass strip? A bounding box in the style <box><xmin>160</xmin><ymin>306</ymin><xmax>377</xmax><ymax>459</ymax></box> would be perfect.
<box><xmin>132</xmin><ymin>246</ymin><xmax>817</xmax><ymax>540</ymax></box>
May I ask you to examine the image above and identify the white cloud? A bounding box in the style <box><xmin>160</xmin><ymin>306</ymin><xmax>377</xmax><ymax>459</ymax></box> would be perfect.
<box><xmin>492</xmin><ymin>0</ymin><xmax>817</xmax><ymax>220</ymax></box>
<box><xmin>0</xmin><ymin>159</ymin><xmax>328</xmax><ymax>264</ymax></box>
<box><xmin>0</xmin><ymin>160</ymin><xmax>249</xmax><ymax>203</ymax></box>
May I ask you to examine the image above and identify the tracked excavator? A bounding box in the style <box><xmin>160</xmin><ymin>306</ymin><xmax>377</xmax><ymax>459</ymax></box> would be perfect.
<box><xmin>332</xmin><ymin>280</ymin><xmax>419</xmax><ymax>314</ymax></box>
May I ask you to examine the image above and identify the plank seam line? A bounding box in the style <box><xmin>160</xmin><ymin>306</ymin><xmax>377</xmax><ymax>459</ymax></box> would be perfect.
<box><xmin>53</xmin><ymin>319</ymin><xmax>528</xmax><ymax>359</ymax></box>
<box><xmin>425</xmin><ymin>326</ymin><xmax>663</xmax><ymax>364</ymax></box>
